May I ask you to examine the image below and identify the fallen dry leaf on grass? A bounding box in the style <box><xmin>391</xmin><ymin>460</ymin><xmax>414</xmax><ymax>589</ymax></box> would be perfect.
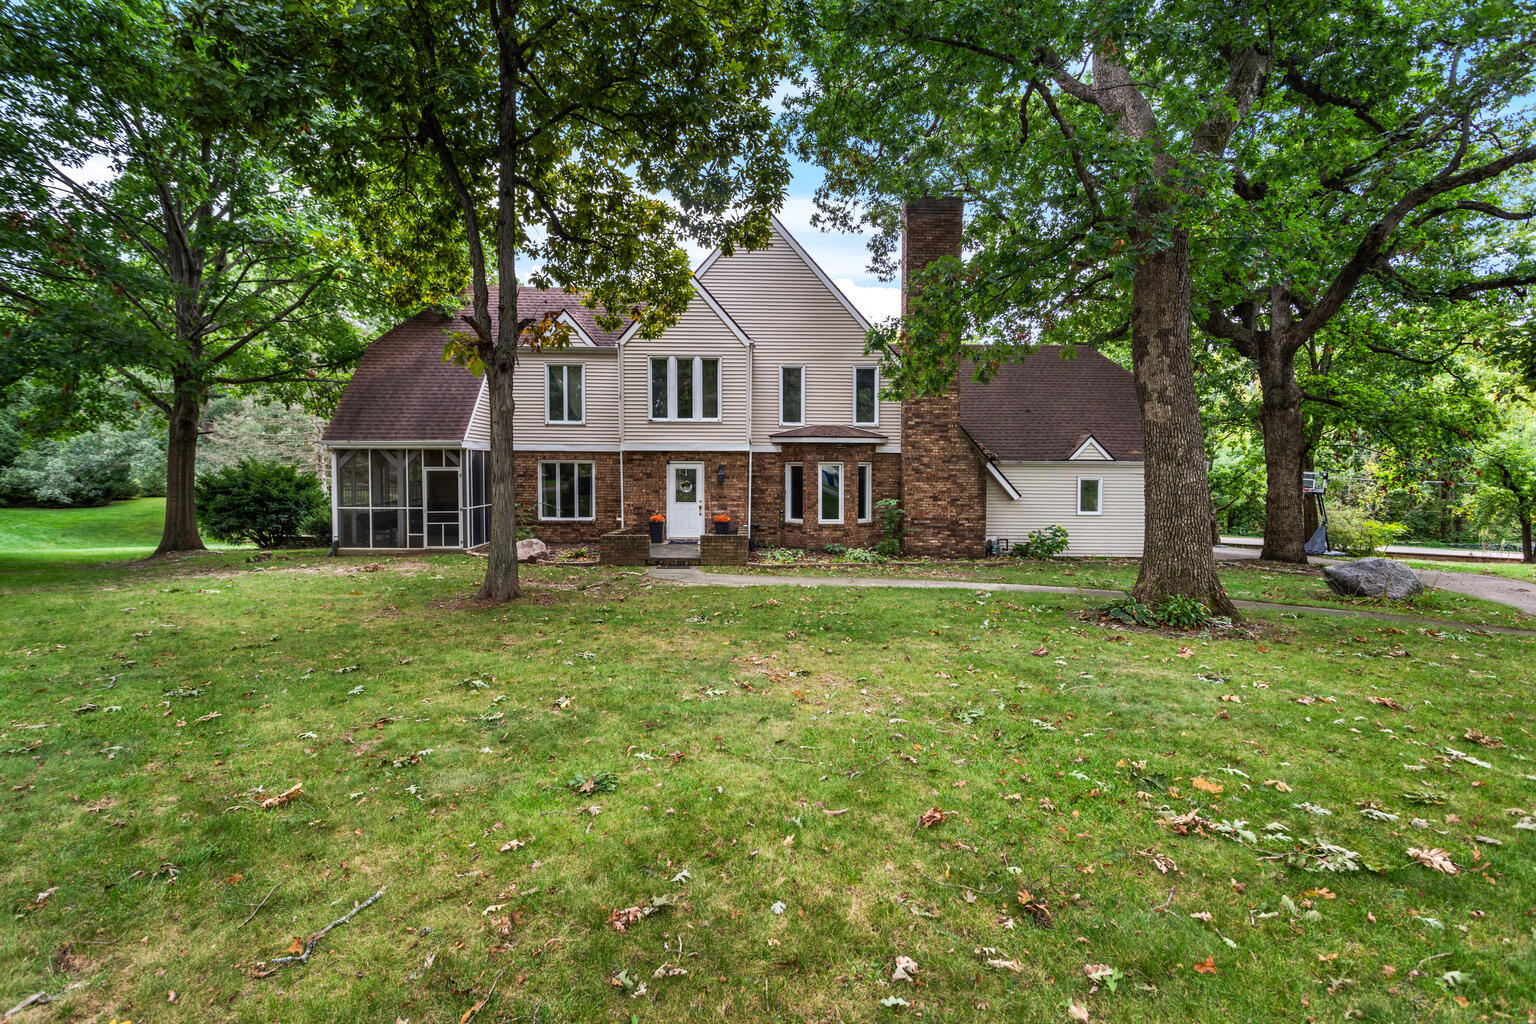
<box><xmin>1408</xmin><ymin>847</ymin><xmax>1458</xmax><ymax>874</ymax></box>
<box><xmin>1368</xmin><ymin>695</ymin><xmax>1404</xmax><ymax>710</ymax></box>
<box><xmin>607</xmin><ymin>906</ymin><xmax>644</xmax><ymax>932</ymax></box>
<box><xmin>1191</xmin><ymin>777</ymin><xmax>1223</xmax><ymax>795</ymax></box>
<box><xmin>1264</xmin><ymin>779</ymin><xmax>1293</xmax><ymax>793</ymax></box>
<box><xmin>918</xmin><ymin>806</ymin><xmax>949</xmax><ymax>828</ymax></box>
<box><xmin>1193</xmin><ymin>956</ymin><xmax>1217</xmax><ymax>974</ymax></box>
<box><xmin>260</xmin><ymin>784</ymin><xmax>302</xmax><ymax>810</ymax></box>
<box><xmin>1067</xmin><ymin>1000</ymin><xmax>1091</xmax><ymax>1022</ymax></box>
<box><xmin>892</xmin><ymin>955</ymin><xmax>918</xmax><ymax>983</ymax></box>
<box><xmin>1463</xmin><ymin>729</ymin><xmax>1501</xmax><ymax>748</ymax></box>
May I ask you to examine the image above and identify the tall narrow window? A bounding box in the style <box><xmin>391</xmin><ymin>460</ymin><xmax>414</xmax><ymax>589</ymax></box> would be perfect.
<box><xmin>547</xmin><ymin>364</ymin><xmax>584</xmax><ymax>423</ymax></box>
<box><xmin>857</xmin><ymin>462</ymin><xmax>872</xmax><ymax>522</ymax></box>
<box><xmin>784</xmin><ymin>462</ymin><xmax>803</xmax><ymax>523</ymax></box>
<box><xmin>819</xmin><ymin>462</ymin><xmax>843</xmax><ymax>524</ymax></box>
<box><xmin>854</xmin><ymin>366</ymin><xmax>878</xmax><ymax>426</ymax></box>
<box><xmin>780</xmin><ymin>365</ymin><xmax>803</xmax><ymax>425</ymax></box>
<box><xmin>1078</xmin><ymin>477</ymin><xmax>1102</xmax><ymax>515</ymax></box>
<box><xmin>539</xmin><ymin>461</ymin><xmax>594</xmax><ymax>520</ymax></box>
<box><xmin>649</xmin><ymin>356</ymin><xmax>721</xmax><ymax>420</ymax></box>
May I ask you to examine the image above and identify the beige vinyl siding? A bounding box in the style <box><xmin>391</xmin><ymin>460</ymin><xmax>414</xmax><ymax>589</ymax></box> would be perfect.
<box><xmin>462</xmin><ymin>349</ymin><xmax>620</xmax><ymax>448</ymax></box>
<box><xmin>621</xmin><ymin>296</ymin><xmax>749</xmax><ymax>447</ymax></box>
<box><xmin>986</xmin><ymin>462</ymin><xmax>1145</xmax><ymax>557</ymax></box>
<box><xmin>1071</xmin><ymin>440</ymin><xmax>1111</xmax><ymax>461</ymax></box>
<box><xmin>701</xmin><ymin>223</ymin><xmax>900</xmax><ymax>448</ymax></box>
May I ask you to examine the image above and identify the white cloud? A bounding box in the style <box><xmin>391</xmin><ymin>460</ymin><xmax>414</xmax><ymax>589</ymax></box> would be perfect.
<box><xmin>833</xmin><ymin>278</ymin><xmax>901</xmax><ymax>323</ymax></box>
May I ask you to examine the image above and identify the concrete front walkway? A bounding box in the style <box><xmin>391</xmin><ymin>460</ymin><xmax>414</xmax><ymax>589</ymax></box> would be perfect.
<box><xmin>645</xmin><ymin>566</ymin><xmax>1536</xmax><ymax>635</ymax></box>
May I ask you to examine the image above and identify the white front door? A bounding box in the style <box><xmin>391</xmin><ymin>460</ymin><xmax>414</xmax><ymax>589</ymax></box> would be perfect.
<box><xmin>666</xmin><ymin>462</ymin><xmax>705</xmax><ymax>540</ymax></box>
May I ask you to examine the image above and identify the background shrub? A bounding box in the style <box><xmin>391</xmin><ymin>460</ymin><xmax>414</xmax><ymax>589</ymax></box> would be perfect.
<box><xmin>1010</xmin><ymin>524</ymin><xmax>1069</xmax><ymax>559</ymax></box>
<box><xmin>195</xmin><ymin>459</ymin><xmax>326</xmax><ymax>548</ymax></box>
<box><xmin>0</xmin><ymin>431</ymin><xmax>139</xmax><ymax>507</ymax></box>
<box><xmin>1327</xmin><ymin>505</ymin><xmax>1407</xmax><ymax>558</ymax></box>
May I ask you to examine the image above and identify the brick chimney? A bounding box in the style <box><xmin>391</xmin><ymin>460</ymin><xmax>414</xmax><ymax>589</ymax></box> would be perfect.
<box><xmin>899</xmin><ymin>198</ymin><xmax>987</xmax><ymax>557</ymax></box>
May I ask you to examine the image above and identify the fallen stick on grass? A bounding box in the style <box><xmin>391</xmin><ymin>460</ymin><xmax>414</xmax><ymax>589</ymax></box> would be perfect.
<box><xmin>253</xmin><ymin>887</ymin><xmax>387</xmax><ymax>977</ymax></box>
<box><xmin>3</xmin><ymin>991</ymin><xmax>49</xmax><ymax>1021</ymax></box>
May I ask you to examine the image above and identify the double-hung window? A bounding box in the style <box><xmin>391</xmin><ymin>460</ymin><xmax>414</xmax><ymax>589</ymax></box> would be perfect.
<box><xmin>819</xmin><ymin>462</ymin><xmax>844</xmax><ymax>524</ymax></box>
<box><xmin>784</xmin><ymin>462</ymin><xmax>804</xmax><ymax>523</ymax></box>
<box><xmin>854</xmin><ymin>366</ymin><xmax>879</xmax><ymax>426</ymax></box>
<box><xmin>539</xmin><ymin>461</ymin><xmax>594</xmax><ymax>520</ymax></box>
<box><xmin>780</xmin><ymin>365</ymin><xmax>804</xmax><ymax>425</ymax></box>
<box><xmin>857</xmin><ymin>462</ymin><xmax>872</xmax><ymax>522</ymax></box>
<box><xmin>547</xmin><ymin>364</ymin><xmax>583</xmax><ymax>423</ymax></box>
<box><xmin>650</xmin><ymin>356</ymin><xmax>720</xmax><ymax>420</ymax></box>
<box><xmin>1077</xmin><ymin>477</ymin><xmax>1102</xmax><ymax>516</ymax></box>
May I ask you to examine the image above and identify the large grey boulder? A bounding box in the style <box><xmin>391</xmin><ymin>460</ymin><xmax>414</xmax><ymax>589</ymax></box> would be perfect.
<box><xmin>1322</xmin><ymin>558</ymin><xmax>1424</xmax><ymax>600</ymax></box>
<box><xmin>516</xmin><ymin>538</ymin><xmax>548</xmax><ymax>562</ymax></box>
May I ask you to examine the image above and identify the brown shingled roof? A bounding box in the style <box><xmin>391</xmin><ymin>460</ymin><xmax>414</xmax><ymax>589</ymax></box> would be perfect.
<box><xmin>323</xmin><ymin>287</ymin><xmax>628</xmax><ymax>443</ymax></box>
<box><xmin>958</xmin><ymin>347</ymin><xmax>1144</xmax><ymax>461</ymax></box>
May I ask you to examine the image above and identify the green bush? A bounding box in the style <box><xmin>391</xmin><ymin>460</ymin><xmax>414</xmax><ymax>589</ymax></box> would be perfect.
<box><xmin>875</xmin><ymin>497</ymin><xmax>905</xmax><ymax>555</ymax></box>
<box><xmin>1328</xmin><ymin>505</ymin><xmax>1407</xmax><ymax>558</ymax></box>
<box><xmin>0</xmin><ymin>430</ymin><xmax>139</xmax><ymax>506</ymax></box>
<box><xmin>195</xmin><ymin>459</ymin><xmax>327</xmax><ymax>548</ymax></box>
<box><xmin>1093</xmin><ymin>595</ymin><xmax>1212</xmax><ymax>630</ymax></box>
<box><xmin>824</xmin><ymin>542</ymin><xmax>847</xmax><ymax>556</ymax></box>
<box><xmin>840</xmin><ymin>547</ymin><xmax>885</xmax><ymax>564</ymax></box>
<box><xmin>300</xmin><ymin>508</ymin><xmax>334</xmax><ymax>541</ymax></box>
<box><xmin>1010</xmin><ymin>524</ymin><xmax>1069</xmax><ymax>559</ymax></box>
<box><xmin>760</xmin><ymin>547</ymin><xmax>803</xmax><ymax>564</ymax></box>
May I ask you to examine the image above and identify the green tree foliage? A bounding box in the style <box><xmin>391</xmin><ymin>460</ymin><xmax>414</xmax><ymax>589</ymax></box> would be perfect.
<box><xmin>0</xmin><ymin>0</ymin><xmax>381</xmax><ymax>554</ymax></box>
<box><xmin>260</xmin><ymin>0</ymin><xmax>791</xmax><ymax>601</ymax></box>
<box><xmin>1460</xmin><ymin>420</ymin><xmax>1536</xmax><ymax>562</ymax></box>
<box><xmin>194</xmin><ymin>459</ymin><xmax>327</xmax><ymax>548</ymax></box>
<box><xmin>790</xmin><ymin>0</ymin><xmax>1286</xmax><ymax>614</ymax></box>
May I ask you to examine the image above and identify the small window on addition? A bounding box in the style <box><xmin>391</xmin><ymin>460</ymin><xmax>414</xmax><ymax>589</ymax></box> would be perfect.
<box><xmin>1077</xmin><ymin>477</ymin><xmax>1102</xmax><ymax>515</ymax></box>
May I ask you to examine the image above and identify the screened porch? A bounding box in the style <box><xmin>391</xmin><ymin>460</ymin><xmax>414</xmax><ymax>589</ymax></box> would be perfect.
<box><xmin>332</xmin><ymin>447</ymin><xmax>489</xmax><ymax>550</ymax></box>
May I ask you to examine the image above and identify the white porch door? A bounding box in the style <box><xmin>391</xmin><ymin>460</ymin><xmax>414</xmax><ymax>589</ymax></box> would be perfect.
<box><xmin>666</xmin><ymin>462</ymin><xmax>705</xmax><ymax>540</ymax></box>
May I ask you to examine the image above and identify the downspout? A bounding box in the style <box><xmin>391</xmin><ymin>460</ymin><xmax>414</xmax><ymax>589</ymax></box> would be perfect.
<box><xmin>617</xmin><ymin>340</ymin><xmax>625</xmax><ymax>529</ymax></box>
<box><xmin>329</xmin><ymin>448</ymin><xmax>340</xmax><ymax>556</ymax></box>
<box><xmin>745</xmin><ymin>335</ymin><xmax>753</xmax><ymax>544</ymax></box>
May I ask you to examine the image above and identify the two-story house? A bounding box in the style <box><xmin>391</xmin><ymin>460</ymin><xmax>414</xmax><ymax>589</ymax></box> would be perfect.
<box><xmin>321</xmin><ymin>201</ymin><xmax>1147</xmax><ymax>557</ymax></box>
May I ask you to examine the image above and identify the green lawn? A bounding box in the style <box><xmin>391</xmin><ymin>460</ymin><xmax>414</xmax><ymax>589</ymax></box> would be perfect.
<box><xmin>707</xmin><ymin>557</ymin><xmax>1536</xmax><ymax>630</ymax></box>
<box><xmin>0</xmin><ymin>498</ymin><xmax>172</xmax><ymax>567</ymax></box>
<box><xmin>2</xmin><ymin>517</ymin><xmax>1535</xmax><ymax>1022</ymax></box>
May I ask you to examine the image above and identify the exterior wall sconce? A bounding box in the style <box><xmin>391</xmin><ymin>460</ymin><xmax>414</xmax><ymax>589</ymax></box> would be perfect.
<box><xmin>716</xmin><ymin>463</ymin><xmax>727</xmax><ymax>485</ymax></box>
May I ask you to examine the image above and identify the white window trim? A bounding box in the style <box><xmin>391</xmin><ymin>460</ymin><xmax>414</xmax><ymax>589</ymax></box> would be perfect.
<box><xmin>648</xmin><ymin>355</ymin><xmax>723</xmax><ymax>422</ymax></box>
<box><xmin>857</xmin><ymin>461</ymin><xmax>873</xmax><ymax>523</ymax></box>
<box><xmin>545</xmin><ymin>363</ymin><xmax>585</xmax><ymax>425</ymax></box>
<box><xmin>784</xmin><ymin>462</ymin><xmax>803</xmax><ymax>523</ymax></box>
<box><xmin>1077</xmin><ymin>476</ymin><xmax>1103</xmax><ymax>516</ymax></box>
<box><xmin>819</xmin><ymin>461</ymin><xmax>844</xmax><ymax>525</ymax></box>
<box><xmin>538</xmin><ymin>460</ymin><xmax>596</xmax><ymax>521</ymax></box>
<box><xmin>853</xmin><ymin>366</ymin><xmax>879</xmax><ymax>427</ymax></box>
<box><xmin>779</xmin><ymin>364</ymin><xmax>805</xmax><ymax>426</ymax></box>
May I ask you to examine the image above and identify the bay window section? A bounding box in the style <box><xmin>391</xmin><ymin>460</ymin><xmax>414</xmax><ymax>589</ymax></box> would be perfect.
<box><xmin>784</xmin><ymin>462</ymin><xmax>803</xmax><ymax>523</ymax></box>
<box><xmin>649</xmin><ymin>356</ymin><xmax>720</xmax><ymax>420</ymax></box>
<box><xmin>819</xmin><ymin>462</ymin><xmax>843</xmax><ymax>524</ymax></box>
<box><xmin>539</xmin><ymin>460</ymin><xmax>594</xmax><ymax>520</ymax></box>
<box><xmin>857</xmin><ymin>462</ymin><xmax>872</xmax><ymax>522</ymax></box>
<box><xmin>547</xmin><ymin>364</ymin><xmax>584</xmax><ymax>423</ymax></box>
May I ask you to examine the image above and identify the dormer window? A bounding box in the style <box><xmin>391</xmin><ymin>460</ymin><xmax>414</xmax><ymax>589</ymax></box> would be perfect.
<box><xmin>650</xmin><ymin>356</ymin><xmax>720</xmax><ymax>421</ymax></box>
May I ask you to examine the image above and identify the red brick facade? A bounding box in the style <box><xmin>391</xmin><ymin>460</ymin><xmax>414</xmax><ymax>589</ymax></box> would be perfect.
<box><xmin>619</xmin><ymin>450</ymin><xmax>753</xmax><ymax>539</ymax></box>
<box><xmin>511</xmin><ymin>450</ymin><xmax>622</xmax><ymax>543</ymax></box>
<box><xmin>752</xmin><ymin>447</ymin><xmax>900</xmax><ymax>550</ymax></box>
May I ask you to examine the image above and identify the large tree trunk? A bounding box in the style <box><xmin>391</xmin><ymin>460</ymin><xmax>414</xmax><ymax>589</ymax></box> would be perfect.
<box><xmin>1256</xmin><ymin>339</ymin><xmax>1308</xmax><ymax>564</ymax></box>
<box><xmin>477</xmin><ymin>0</ymin><xmax>521</xmax><ymax>604</ymax></box>
<box><xmin>1128</xmin><ymin>223</ymin><xmax>1237</xmax><ymax>617</ymax></box>
<box><xmin>1522</xmin><ymin>518</ymin><xmax>1533</xmax><ymax>564</ymax></box>
<box><xmin>155</xmin><ymin>382</ymin><xmax>206</xmax><ymax>555</ymax></box>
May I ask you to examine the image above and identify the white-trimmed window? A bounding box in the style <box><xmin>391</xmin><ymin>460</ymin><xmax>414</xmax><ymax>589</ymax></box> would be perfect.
<box><xmin>539</xmin><ymin>460</ymin><xmax>594</xmax><ymax>520</ymax></box>
<box><xmin>784</xmin><ymin>462</ymin><xmax>803</xmax><ymax>523</ymax></box>
<box><xmin>649</xmin><ymin>356</ymin><xmax>720</xmax><ymax>420</ymax></box>
<box><xmin>1077</xmin><ymin>477</ymin><xmax>1102</xmax><ymax>516</ymax></box>
<box><xmin>857</xmin><ymin>462</ymin><xmax>872</xmax><ymax>522</ymax></box>
<box><xmin>546</xmin><ymin>364</ymin><xmax>584</xmax><ymax>423</ymax></box>
<box><xmin>780</xmin><ymin>365</ymin><xmax>804</xmax><ymax>425</ymax></box>
<box><xmin>819</xmin><ymin>461</ymin><xmax>844</xmax><ymax>524</ymax></box>
<box><xmin>853</xmin><ymin>366</ymin><xmax>878</xmax><ymax>426</ymax></box>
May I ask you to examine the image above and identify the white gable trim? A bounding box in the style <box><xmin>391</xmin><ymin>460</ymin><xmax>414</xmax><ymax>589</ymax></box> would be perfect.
<box><xmin>462</xmin><ymin>378</ymin><xmax>490</xmax><ymax>444</ymax></box>
<box><xmin>769</xmin><ymin>214</ymin><xmax>872</xmax><ymax>332</ymax></box>
<box><xmin>614</xmin><ymin>276</ymin><xmax>752</xmax><ymax>347</ymax></box>
<box><xmin>984</xmin><ymin>460</ymin><xmax>1022</xmax><ymax>501</ymax></box>
<box><xmin>1069</xmin><ymin>436</ymin><xmax>1114</xmax><ymax>462</ymax></box>
<box><xmin>556</xmin><ymin>310</ymin><xmax>597</xmax><ymax>347</ymax></box>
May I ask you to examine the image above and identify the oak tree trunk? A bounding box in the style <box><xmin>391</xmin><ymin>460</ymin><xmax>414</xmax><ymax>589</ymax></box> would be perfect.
<box><xmin>1128</xmin><ymin>223</ymin><xmax>1237</xmax><ymax>617</ymax></box>
<box><xmin>477</xmin><ymin>2</ymin><xmax>521</xmax><ymax>604</ymax></box>
<box><xmin>155</xmin><ymin>382</ymin><xmax>206</xmax><ymax>555</ymax></box>
<box><xmin>1522</xmin><ymin>518</ymin><xmax>1533</xmax><ymax>564</ymax></box>
<box><xmin>1256</xmin><ymin>342</ymin><xmax>1308</xmax><ymax>564</ymax></box>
